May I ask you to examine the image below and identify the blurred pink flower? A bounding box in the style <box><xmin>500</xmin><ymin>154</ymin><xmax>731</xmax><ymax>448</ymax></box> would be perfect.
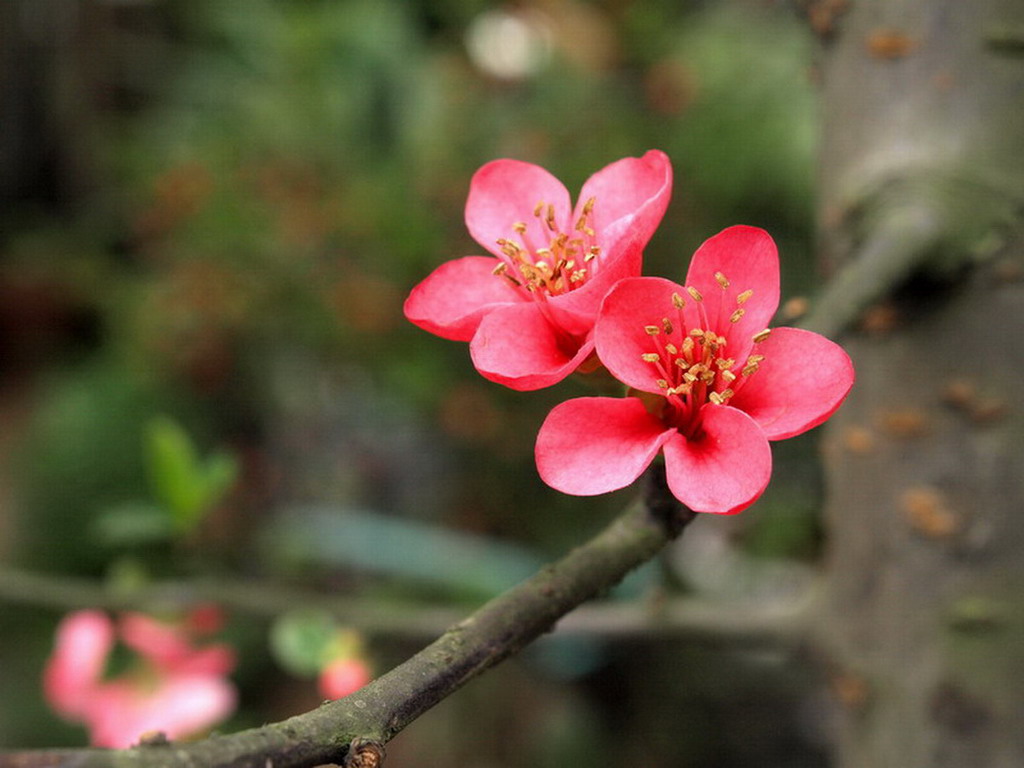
<box><xmin>404</xmin><ymin>151</ymin><xmax>672</xmax><ymax>390</ymax></box>
<box><xmin>318</xmin><ymin>657</ymin><xmax>372</xmax><ymax>700</ymax></box>
<box><xmin>536</xmin><ymin>226</ymin><xmax>855</xmax><ymax>514</ymax></box>
<box><xmin>43</xmin><ymin>609</ymin><xmax>236</xmax><ymax>747</ymax></box>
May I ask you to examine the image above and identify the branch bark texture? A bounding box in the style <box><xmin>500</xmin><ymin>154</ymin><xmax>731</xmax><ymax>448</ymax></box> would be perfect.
<box><xmin>0</xmin><ymin>471</ymin><xmax>693</xmax><ymax>768</ymax></box>
<box><xmin>816</xmin><ymin>0</ymin><xmax>1024</xmax><ymax>765</ymax></box>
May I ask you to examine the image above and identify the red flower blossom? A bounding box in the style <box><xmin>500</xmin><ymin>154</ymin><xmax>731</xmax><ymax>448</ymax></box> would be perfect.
<box><xmin>404</xmin><ymin>151</ymin><xmax>672</xmax><ymax>390</ymax></box>
<box><xmin>44</xmin><ymin>610</ymin><xmax>236</xmax><ymax>747</ymax></box>
<box><xmin>318</xmin><ymin>657</ymin><xmax>372</xmax><ymax>700</ymax></box>
<box><xmin>535</xmin><ymin>226</ymin><xmax>854</xmax><ymax>514</ymax></box>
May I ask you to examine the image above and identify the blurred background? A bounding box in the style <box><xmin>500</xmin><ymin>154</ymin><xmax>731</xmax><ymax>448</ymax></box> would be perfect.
<box><xmin>0</xmin><ymin>0</ymin><xmax>835</xmax><ymax>765</ymax></box>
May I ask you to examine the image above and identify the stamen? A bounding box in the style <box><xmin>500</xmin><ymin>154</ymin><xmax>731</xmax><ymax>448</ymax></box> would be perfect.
<box><xmin>583</xmin><ymin>196</ymin><xmax>596</xmax><ymax>214</ymax></box>
<box><xmin>642</xmin><ymin>353</ymin><xmax>661</xmax><ymax>363</ymax></box>
<box><xmin>665</xmin><ymin>343</ymin><xmax>678</xmax><ymax>355</ymax></box>
<box><xmin>737</xmin><ymin>289</ymin><xmax>754</xmax><ymax>304</ymax></box>
<box><xmin>671</xmin><ymin>292</ymin><xmax>685</xmax><ymax>309</ymax></box>
<box><xmin>492</xmin><ymin>262</ymin><xmax>508</xmax><ymax>275</ymax></box>
<box><xmin>721</xmin><ymin>370</ymin><xmax>737</xmax><ymax>384</ymax></box>
<box><xmin>512</xmin><ymin>221</ymin><xmax>527</xmax><ymax>234</ymax></box>
<box><xmin>730</xmin><ymin>308</ymin><xmax>745</xmax><ymax>324</ymax></box>
<box><xmin>753</xmin><ymin>329</ymin><xmax>771</xmax><ymax>343</ymax></box>
<box><xmin>742</xmin><ymin>362</ymin><xmax>760</xmax><ymax>376</ymax></box>
<box><xmin>747</xmin><ymin>354</ymin><xmax>765</xmax><ymax>364</ymax></box>
<box><xmin>687</xmin><ymin>286</ymin><xmax>703</xmax><ymax>302</ymax></box>
<box><xmin>714</xmin><ymin>272</ymin><xmax>730</xmax><ymax>289</ymax></box>
<box><xmin>533</xmin><ymin>201</ymin><xmax>545</xmax><ymax>217</ymax></box>
<box><xmin>545</xmin><ymin>204</ymin><xmax>556</xmax><ymax>231</ymax></box>
<box><xmin>681</xmin><ymin>337</ymin><xmax>695</xmax><ymax>355</ymax></box>
<box><xmin>644</xmin><ymin>325</ymin><xmax>661</xmax><ymax>336</ymax></box>
<box><xmin>656</xmin><ymin>379</ymin><xmax>669</xmax><ymax>389</ymax></box>
<box><xmin>715</xmin><ymin>357</ymin><xmax>735</xmax><ymax>370</ymax></box>
<box><xmin>709</xmin><ymin>392</ymin><xmax>724</xmax><ymax>405</ymax></box>
<box><xmin>662</xmin><ymin>317</ymin><xmax>674</xmax><ymax>334</ymax></box>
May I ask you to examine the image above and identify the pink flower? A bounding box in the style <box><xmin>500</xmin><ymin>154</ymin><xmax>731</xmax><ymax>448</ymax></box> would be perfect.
<box><xmin>404</xmin><ymin>151</ymin><xmax>673</xmax><ymax>390</ymax></box>
<box><xmin>43</xmin><ymin>610</ymin><xmax>237</xmax><ymax>748</ymax></box>
<box><xmin>318</xmin><ymin>657</ymin><xmax>372</xmax><ymax>700</ymax></box>
<box><xmin>535</xmin><ymin>226</ymin><xmax>854</xmax><ymax>514</ymax></box>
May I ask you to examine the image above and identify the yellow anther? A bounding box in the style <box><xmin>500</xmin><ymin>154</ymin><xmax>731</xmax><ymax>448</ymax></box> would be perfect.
<box><xmin>545</xmin><ymin>204</ymin><xmax>556</xmax><ymax>231</ymax></box>
<box><xmin>644</xmin><ymin>325</ymin><xmax>661</xmax><ymax>336</ymax></box>
<box><xmin>492</xmin><ymin>262</ymin><xmax>508</xmax><ymax>275</ymax></box>
<box><xmin>730</xmin><ymin>308</ymin><xmax>745</xmax><ymax>324</ymax></box>
<box><xmin>714</xmin><ymin>272</ymin><xmax>730</xmax><ymax>289</ymax></box>
<box><xmin>662</xmin><ymin>317</ymin><xmax>674</xmax><ymax>335</ymax></box>
<box><xmin>753</xmin><ymin>328</ymin><xmax>771</xmax><ymax>343</ymax></box>
<box><xmin>671</xmin><ymin>292</ymin><xmax>685</xmax><ymax>309</ymax></box>
<box><xmin>742</xmin><ymin>362</ymin><xmax>760</xmax><ymax>376</ymax></box>
<box><xmin>747</xmin><ymin>354</ymin><xmax>765</xmax><ymax>364</ymax></box>
<box><xmin>690</xmin><ymin>328</ymin><xmax>704</xmax><ymax>338</ymax></box>
<box><xmin>665</xmin><ymin>343</ymin><xmax>678</xmax><ymax>355</ymax></box>
<box><xmin>641</xmin><ymin>353</ymin><xmax>661</xmax><ymax>363</ymax></box>
<box><xmin>570</xmin><ymin>270</ymin><xmax>587</xmax><ymax>282</ymax></box>
<box><xmin>737</xmin><ymin>289</ymin><xmax>754</xmax><ymax>304</ymax></box>
<box><xmin>682</xmin><ymin>337</ymin><xmax>695</xmax><ymax>354</ymax></box>
<box><xmin>709</xmin><ymin>392</ymin><xmax>724</xmax><ymax>405</ymax></box>
<box><xmin>687</xmin><ymin>286</ymin><xmax>703</xmax><ymax>302</ymax></box>
<box><xmin>536</xmin><ymin>247</ymin><xmax>551</xmax><ymax>256</ymax></box>
<box><xmin>715</xmin><ymin>357</ymin><xmax>735</xmax><ymax>370</ymax></box>
<box><xmin>675</xmin><ymin>358</ymin><xmax>688</xmax><ymax>369</ymax></box>
<box><xmin>533</xmin><ymin>201</ymin><xmax>545</xmax><ymax>217</ymax></box>
<box><xmin>701</xmin><ymin>370</ymin><xmax>716</xmax><ymax>384</ymax></box>
<box><xmin>656</xmin><ymin>379</ymin><xmax>669</xmax><ymax>389</ymax></box>
<box><xmin>683</xmin><ymin>372</ymin><xmax>697</xmax><ymax>383</ymax></box>
<box><xmin>575</xmin><ymin>216</ymin><xmax>587</xmax><ymax>232</ymax></box>
<box><xmin>583</xmin><ymin>226</ymin><xmax>595</xmax><ymax>237</ymax></box>
<box><xmin>512</xmin><ymin>221</ymin><xmax>527</xmax><ymax>234</ymax></box>
<box><xmin>721</xmin><ymin>370</ymin><xmax>737</xmax><ymax>384</ymax></box>
<box><xmin>583</xmin><ymin>196</ymin><xmax>596</xmax><ymax>214</ymax></box>
<box><xmin>535</xmin><ymin>261</ymin><xmax>551</xmax><ymax>273</ymax></box>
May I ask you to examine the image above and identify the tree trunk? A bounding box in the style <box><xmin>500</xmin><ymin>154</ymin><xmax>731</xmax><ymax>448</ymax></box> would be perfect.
<box><xmin>816</xmin><ymin>0</ymin><xmax>1024</xmax><ymax>766</ymax></box>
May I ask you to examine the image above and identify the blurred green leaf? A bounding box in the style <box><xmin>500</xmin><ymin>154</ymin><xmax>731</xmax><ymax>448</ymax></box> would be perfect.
<box><xmin>145</xmin><ymin>416</ymin><xmax>238</xmax><ymax>534</ymax></box>
<box><xmin>91</xmin><ymin>501</ymin><xmax>175</xmax><ymax>548</ymax></box>
<box><xmin>269</xmin><ymin>610</ymin><xmax>337</xmax><ymax>678</ymax></box>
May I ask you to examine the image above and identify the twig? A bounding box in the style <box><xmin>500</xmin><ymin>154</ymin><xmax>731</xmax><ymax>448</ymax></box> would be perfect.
<box><xmin>0</xmin><ymin>468</ymin><xmax>695</xmax><ymax>768</ymax></box>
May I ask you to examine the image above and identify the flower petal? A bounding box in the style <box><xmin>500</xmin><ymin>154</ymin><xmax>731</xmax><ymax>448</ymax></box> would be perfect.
<box><xmin>470</xmin><ymin>302</ymin><xmax>592</xmax><ymax>390</ymax></box>
<box><xmin>662</xmin><ymin>405</ymin><xmax>772</xmax><ymax>514</ymax></box>
<box><xmin>728</xmin><ymin>326</ymin><xmax>855</xmax><ymax>440</ymax></box>
<box><xmin>465</xmin><ymin>159</ymin><xmax>572</xmax><ymax>259</ymax></box>
<box><xmin>684</xmin><ymin>226</ymin><xmax>780</xmax><ymax>362</ymax></box>
<box><xmin>403</xmin><ymin>256</ymin><xmax>520</xmax><ymax>341</ymax></box>
<box><xmin>576</xmin><ymin>149</ymin><xmax>673</xmax><ymax>259</ymax></box>
<box><xmin>44</xmin><ymin>611</ymin><xmax>115</xmax><ymax>718</ymax></box>
<box><xmin>536</xmin><ymin>397</ymin><xmax>676</xmax><ymax>496</ymax></box>
<box><xmin>594</xmin><ymin>276</ymin><xmax>686</xmax><ymax>394</ymax></box>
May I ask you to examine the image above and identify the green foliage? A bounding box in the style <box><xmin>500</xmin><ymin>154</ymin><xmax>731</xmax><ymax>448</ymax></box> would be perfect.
<box><xmin>145</xmin><ymin>416</ymin><xmax>238</xmax><ymax>535</ymax></box>
<box><xmin>269</xmin><ymin>610</ymin><xmax>338</xmax><ymax>678</ymax></box>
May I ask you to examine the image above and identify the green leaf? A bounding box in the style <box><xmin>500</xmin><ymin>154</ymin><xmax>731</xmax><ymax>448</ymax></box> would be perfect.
<box><xmin>145</xmin><ymin>416</ymin><xmax>238</xmax><ymax>534</ymax></box>
<box><xmin>91</xmin><ymin>501</ymin><xmax>175</xmax><ymax>547</ymax></box>
<box><xmin>269</xmin><ymin>611</ymin><xmax>338</xmax><ymax>677</ymax></box>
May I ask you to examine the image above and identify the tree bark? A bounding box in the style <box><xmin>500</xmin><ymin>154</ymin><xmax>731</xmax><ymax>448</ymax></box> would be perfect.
<box><xmin>815</xmin><ymin>0</ymin><xmax>1024</xmax><ymax>765</ymax></box>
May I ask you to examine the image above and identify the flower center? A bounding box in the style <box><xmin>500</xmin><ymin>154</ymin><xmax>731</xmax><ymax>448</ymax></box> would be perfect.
<box><xmin>491</xmin><ymin>197</ymin><xmax>601</xmax><ymax>298</ymax></box>
<box><xmin>639</xmin><ymin>277</ymin><xmax>769</xmax><ymax>439</ymax></box>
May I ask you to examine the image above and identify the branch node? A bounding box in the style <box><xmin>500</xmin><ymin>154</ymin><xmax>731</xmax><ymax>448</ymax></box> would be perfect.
<box><xmin>644</xmin><ymin>463</ymin><xmax>696</xmax><ymax>538</ymax></box>
<box><xmin>344</xmin><ymin>738</ymin><xmax>386</xmax><ymax>768</ymax></box>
